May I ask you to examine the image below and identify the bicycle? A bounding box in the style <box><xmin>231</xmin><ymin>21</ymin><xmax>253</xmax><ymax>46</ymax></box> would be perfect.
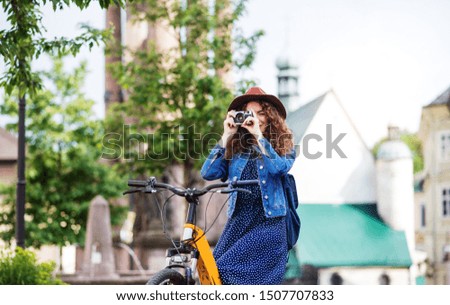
<box><xmin>124</xmin><ymin>176</ymin><xmax>259</xmax><ymax>285</ymax></box>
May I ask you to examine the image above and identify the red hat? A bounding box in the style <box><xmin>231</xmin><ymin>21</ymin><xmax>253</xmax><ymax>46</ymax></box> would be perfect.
<box><xmin>228</xmin><ymin>86</ymin><xmax>287</xmax><ymax>119</ymax></box>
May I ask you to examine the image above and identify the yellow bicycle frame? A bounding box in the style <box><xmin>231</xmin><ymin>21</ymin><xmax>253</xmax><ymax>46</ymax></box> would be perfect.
<box><xmin>185</xmin><ymin>223</ymin><xmax>222</xmax><ymax>285</ymax></box>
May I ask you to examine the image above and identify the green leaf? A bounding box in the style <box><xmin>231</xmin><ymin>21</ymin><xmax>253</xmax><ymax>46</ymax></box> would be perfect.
<box><xmin>1</xmin><ymin>0</ymin><xmax>118</xmax><ymax>97</ymax></box>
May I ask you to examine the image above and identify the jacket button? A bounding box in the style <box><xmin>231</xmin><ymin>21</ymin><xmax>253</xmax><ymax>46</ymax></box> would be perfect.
<box><xmin>262</xmin><ymin>180</ymin><xmax>266</xmax><ymax>184</ymax></box>
<box><xmin>268</xmin><ymin>211</ymin><xmax>272</xmax><ymax>215</ymax></box>
<box><xmin>259</xmin><ymin>165</ymin><xmax>263</xmax><ymax>170</ymax></box>
<box><xmin>264</xmin><ymin>195</ymin><xmax>268</xmax><ymax>199</ymax></box>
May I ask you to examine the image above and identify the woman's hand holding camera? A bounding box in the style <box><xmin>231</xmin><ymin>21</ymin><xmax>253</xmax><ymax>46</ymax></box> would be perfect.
<box><xmin>220</xmin><ymin>110</ymin><xmax>263</xmax><ymax>147</ymax></box>
<box><xmin>241</xmin><ymin>115</ymin><xmax>263</xmax><ymax>139</ymax></box>
<box><xmin>220</xmin><ymin>111</ymin><xmax>238</xmax><ymax>147</ymax></box>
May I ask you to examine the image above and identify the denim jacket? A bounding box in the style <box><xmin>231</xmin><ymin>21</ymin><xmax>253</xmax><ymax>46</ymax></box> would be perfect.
<box><xmin>200</xmin><ymin>138</ymin><xmax>296</xmax><ymax>218</ymax></box>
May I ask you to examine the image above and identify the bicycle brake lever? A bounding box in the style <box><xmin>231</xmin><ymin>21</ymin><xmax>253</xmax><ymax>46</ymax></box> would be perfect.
<box><xmin>143</xmin><ymin>186</ymin><xmax>158</xmax><ymax>194</ymax></box>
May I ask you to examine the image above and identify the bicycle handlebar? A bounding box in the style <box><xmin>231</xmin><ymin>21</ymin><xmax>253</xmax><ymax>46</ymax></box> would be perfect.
<box><xmin>125</xmin><ymin>177</ymin><xmax>259</xmax><ymax>198</ymax></box>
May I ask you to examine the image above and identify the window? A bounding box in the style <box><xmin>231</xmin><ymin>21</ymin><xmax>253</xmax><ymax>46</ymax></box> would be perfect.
<box><xmin>278</xmin><ymin>77</ymin><xmax>288</xmax><ymax>96</ymax></box>
<box><xmin>443</xmin><ymin>245</ymin><xmax>450</xmax><ymax>262</ymax></box>
<box><xmin>420</xmin><ymin>203</ymin><xmax>426</xmax><ymax>227</ymax></box>
<box><xmin>330</xmin><ymin>272</ymin><xmax>343</xmax><ymax>285</ymax></box>
<box><xmin>379</xmin><ymin>273</ymin><xmax>391</xmax><ymax>285</ymax></box>
<box><xmin>442</xmin><ymin>188</ymin><xmax>450</xmax><ymax>217</ymax></box>
<box><xmin>439</xmin><ymin>132</ymin><xmax>450</xmax><ymax>160</ymax></box>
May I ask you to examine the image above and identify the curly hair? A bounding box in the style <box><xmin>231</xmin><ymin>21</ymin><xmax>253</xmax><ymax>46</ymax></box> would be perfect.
<box><xmin>224</xmin><ymin>100</ymin><xmax>294</xmax><ymax>159</ymax></box>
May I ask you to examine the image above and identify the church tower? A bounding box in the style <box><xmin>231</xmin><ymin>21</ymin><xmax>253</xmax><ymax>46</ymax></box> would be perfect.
<box><xmin>276</xmin><ymin>51</ymin><xmax>300</xmax><ymax>112</ymax></box>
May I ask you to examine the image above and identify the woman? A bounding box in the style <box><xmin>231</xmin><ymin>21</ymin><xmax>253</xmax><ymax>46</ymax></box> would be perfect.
<box><xmin>201</xmin><ymin>86</ymin><xmax>296</xmax><ymax>285</ymax></box>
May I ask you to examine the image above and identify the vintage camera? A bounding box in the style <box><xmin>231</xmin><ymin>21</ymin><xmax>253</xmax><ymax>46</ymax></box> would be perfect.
<box><xmin>233</xmin><ymin>110</ymin><xmax>253</xmax><ymax>126</ymax></box>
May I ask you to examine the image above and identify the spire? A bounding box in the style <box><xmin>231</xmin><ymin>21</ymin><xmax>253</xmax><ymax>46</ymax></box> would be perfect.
<box><xmin>276</xmin><ymin>18</ymin><xmax>300</xmax><ymax>113</ymax></box>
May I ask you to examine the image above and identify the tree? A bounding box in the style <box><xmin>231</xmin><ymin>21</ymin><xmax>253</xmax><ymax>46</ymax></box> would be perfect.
<box><xmin>104</xmin><ymin>0</ymin><xmax>263</xmax><ymax>186</ymax></box>
<box><xmin>0</xmin><ymin>0</ymin><xmax>126</xmax><ymax>247</ymax></box>
<box><xmin>372</xmin><ymin>130</ymin><xmax>424</xmax><ymax>174</ymax></box>
<box><xmin>0</xmin><ymin>56</ymin><xmax>126</xmax><ymax>249</ymax></box>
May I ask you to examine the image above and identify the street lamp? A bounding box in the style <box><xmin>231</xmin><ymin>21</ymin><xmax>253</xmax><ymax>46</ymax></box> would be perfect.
<box><xmin>16</xmin><ymin>94</ymin><xmax>26</xmax><ymax>248</ymax></box>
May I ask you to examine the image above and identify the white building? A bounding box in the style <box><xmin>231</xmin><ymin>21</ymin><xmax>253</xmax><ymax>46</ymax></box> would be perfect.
<box><xmin>287</xmin><ymin>89</ymin><xmax>377</xmax><ymax>204</ymax></box>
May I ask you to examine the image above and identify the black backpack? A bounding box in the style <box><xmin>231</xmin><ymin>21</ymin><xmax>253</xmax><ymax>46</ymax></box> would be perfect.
<box><xmin>282</xmin><ymin>173</ymin><xmax>301</xmax><ymax>251</ymax></box>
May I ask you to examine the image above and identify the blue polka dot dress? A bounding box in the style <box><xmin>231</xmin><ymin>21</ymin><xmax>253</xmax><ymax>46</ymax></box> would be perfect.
<box><xmin>213</xmin><ymin>158</ymin><xmax>288</xmax><ymax>285</ymax></box>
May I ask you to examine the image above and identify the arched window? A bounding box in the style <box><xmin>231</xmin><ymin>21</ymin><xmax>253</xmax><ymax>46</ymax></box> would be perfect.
<box><xmin>330</xmin><ymin>272</ymin><xmax>343</xmax><ymax>285</ymax></box>
<box><xmin>379</xmin><ymin>273</ymin><xmax>391</xmax><ymax>285</ymax></box>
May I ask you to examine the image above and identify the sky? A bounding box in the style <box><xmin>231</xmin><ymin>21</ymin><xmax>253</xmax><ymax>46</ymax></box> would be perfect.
<box><xmin>238</xmin><ymin>0</ymin><xmax>450</xmax><ymax>147</ymax></box>
<box><xmin>2</xmin><ymin>0</ymin><xmax>450</xmax><ymax>148</ymax></box>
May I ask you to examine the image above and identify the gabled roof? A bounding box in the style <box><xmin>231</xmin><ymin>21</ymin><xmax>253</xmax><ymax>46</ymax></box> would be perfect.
<box><xmin>0</xmin><ymin>127</ymin><xmax>18</xmax><ymax>161</ymax></box>
<box><xmin>286</xmin><ymin>89</ymin><xmax>372</xmax><ymax>152</ymax></box>
<box><xmin>294</xmin><ymin>204</ymin><xmax>412</xmax><ymax>268</ymax></box>
<box><xmin>286</xmin><ymin>91</ymin><xmax>327</xmax><ymax>143</ymax></box>
<box><xmin>425</xmin><ymin>85</ymin><xmax>450</xmax><ymax>107</ymax></box>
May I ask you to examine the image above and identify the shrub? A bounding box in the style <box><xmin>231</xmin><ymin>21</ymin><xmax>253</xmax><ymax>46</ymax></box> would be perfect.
<box><xmin>0</xmin><ymin>247</ymin><xmax>65</xmax><ymax>285</ymax></box>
